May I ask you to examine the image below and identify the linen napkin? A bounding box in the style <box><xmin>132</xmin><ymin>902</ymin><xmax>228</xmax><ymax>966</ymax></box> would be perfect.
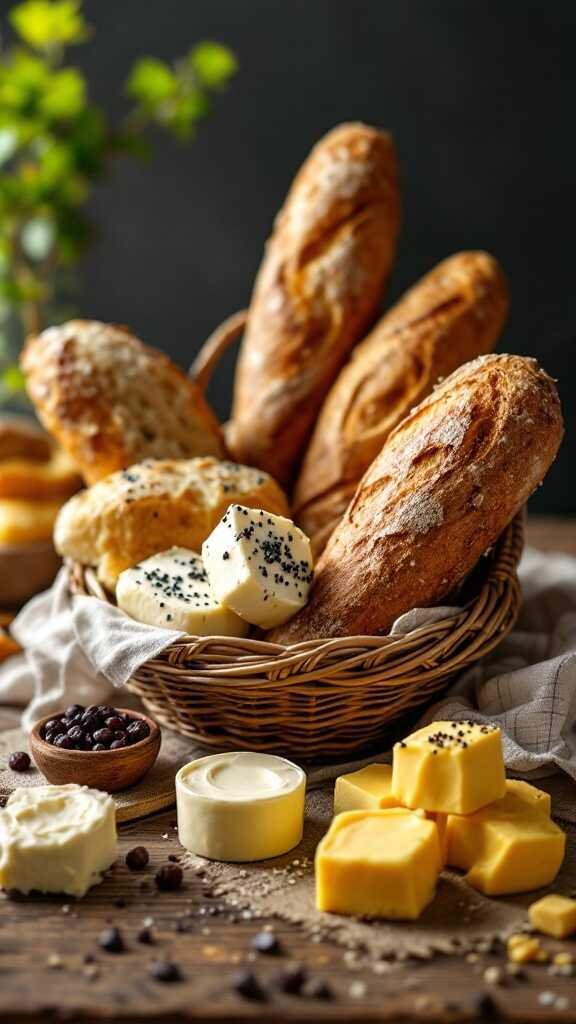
<box><xmin>1</xmin><ymin>548</ymin><xmax>575</xmax><ymax>784</ymax></box>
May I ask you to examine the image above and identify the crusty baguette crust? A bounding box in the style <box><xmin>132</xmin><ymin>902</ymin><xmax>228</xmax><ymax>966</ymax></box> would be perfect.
<box><xmin>269</xmin><ymin>355</ymin><xmax>563</xmax><ymax>643</ymax></box>
<box><xmin>294</xmin><ymin>252</ymin><xmax>509</xmax><ymax>553</ymax></box>
<box><xmin>55</xmin><ymin>456</ymin><xmax>290</xmax><ymax>590</ymax></box>
<box><xmin>22</xmin><ymin>320</ymin><xmax>225</xmax><ymax>484</ymax></box>
<box><xmin>228</xmin><ymin>122</ymin><xmax>401</xmax><ymax>487</ymax></box>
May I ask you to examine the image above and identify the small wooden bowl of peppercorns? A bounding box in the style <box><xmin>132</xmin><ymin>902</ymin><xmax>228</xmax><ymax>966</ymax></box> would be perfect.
<box><xmin>30</xmin><ymin>705</ymin><xmax>161</xmax><ymax>793</ymax></box>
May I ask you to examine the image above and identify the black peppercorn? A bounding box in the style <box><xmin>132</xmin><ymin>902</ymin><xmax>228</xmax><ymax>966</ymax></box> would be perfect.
<box><xmin>97</xmin><ymin>926</ymin><xmax>125</xmax><ymax>953</ymax></box>
<box><xmin>8</xmin><ymin>751</ymin><xmax>30</xmax><ymax>772</ymax></box>
<box><xmin>155</xmin><ymin>864</ymin><xmax>183</xmax><ymax>891</ymax></box>
<box><xmin>149</xmin><ymin>960</ymin><xmax>182</xmax><ymax>983</ymax></box>
<box><xmin>232</xmin><ymin>969</ymin><xmax>266</xmax><ymax>1001</ymax></box>
<box><xmin>125</xmin><ymin>846</ymin><xmax>150</xmax><ymax>871</ymax></box>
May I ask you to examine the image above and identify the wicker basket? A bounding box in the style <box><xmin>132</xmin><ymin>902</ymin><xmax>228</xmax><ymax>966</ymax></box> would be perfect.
<box><xmin>68</xmin><ymin>512</ymin><xmax>523</xmax><ymax>758</ymax></box>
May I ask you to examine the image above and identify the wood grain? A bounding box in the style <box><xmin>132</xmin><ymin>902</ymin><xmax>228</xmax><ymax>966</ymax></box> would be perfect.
<box><xmin>0</xmin><ymin>516</ymin><xmax>574</xmax><ymax>1023</ymax></box>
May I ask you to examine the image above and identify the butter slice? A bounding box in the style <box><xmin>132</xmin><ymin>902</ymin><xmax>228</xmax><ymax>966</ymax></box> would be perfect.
<box><xmin>176</xmin><ymin>752</ymin><xmax>306</xmax><ymax>861</ymax></box>
<box><xmin>392</xmin><ymin>720</ymin><xmax>506</xmax><ymax>815</ymax></box>
<box><xmin>202</xmin><ymin>505</ymin><xmax>313</xmax><ymax>628</ymax></box>
<box><xmin>334</xmin><ymin>764</ymin><xmax>399</xmax><ymax>814</ymax></box>
<box><xmin>316</xmin><ymin>809</ymin><xmax>442</xmax><ymax>920</ymax></box>
<box><xmin>445</xmin><ymin>789</ymin><xmax>565</xmax><ymax>895</ymax></box>
<box><xmin>0</xmin><ymin>784</ymin><xmax>117</xmax><ymax>897</ymax></box>
<box><xmin>116</xmin><ymin>547</ymin><xmax>248</xmax><ymax>636</ymax></box>
<box><xmin>529</xmin><ymin>895</ymin><xmax>576</xmax><ymax>939</ymax></box>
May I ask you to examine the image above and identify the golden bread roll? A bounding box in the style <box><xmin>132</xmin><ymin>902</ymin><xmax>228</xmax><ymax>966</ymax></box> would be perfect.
<box><xmin>294</xmin><ymin>251</ymin><xmax>509</xmax><ymax>553</ymax></box>
<box><xmin>22</xmin><ymin>320</ymin><xmax>225</xmax><ymax>484</ymax></box>
<box><xmin>0</xmin><ymin>497</ymin><xmax>63</xmax><ymax>545</ymax></box>
<box><xmin>269</xmin><ymin>354</ymin><xmax>563</xmax><ymax>643</ymax></box>
<box><xmin>0</xmin><ymin>415</ymin><xmax>52</xmax><ymax>463</ymax></box>
<box><xmin>228</xmin><ymin>122</ymin><xmax>401</xmax><ymax>487</ymax></box>
<box><xmin>0</xmin><ymin>627</ymin><xmax>20</xmax><ymax>663</ymax></box>
<box><xmin>0</xmin><ymin>446</ymin><xmax>81</xmax><ymax>500</ymax></box>
<box><xmin>55</xmin><ymin>456</ymin><xmax>290</xmax><ymax>590</ymax></box>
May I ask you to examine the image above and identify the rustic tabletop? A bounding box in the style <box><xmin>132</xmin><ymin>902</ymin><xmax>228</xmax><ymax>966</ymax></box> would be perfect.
<box><xmin>1</xmin><ymin>515</ymin><xmax>575</xmax><ymax>1024</ymax></box>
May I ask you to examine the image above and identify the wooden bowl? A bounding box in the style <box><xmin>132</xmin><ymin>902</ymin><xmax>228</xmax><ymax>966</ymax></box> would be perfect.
<box><xmin>0</xmin><ymin>541</ymin><xmax>61</xmax><ymax>606</ymax></box>
<box><xmin>30</xmin><ymin>709</ymin><xmax>161</xmax><ymax>793</ymax></box>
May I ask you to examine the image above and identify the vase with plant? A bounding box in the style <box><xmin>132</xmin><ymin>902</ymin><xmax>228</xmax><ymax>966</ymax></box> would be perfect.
<box><xmin>0</xmin><ymin>0</ymin><xmax>237</xmax><ymax>406</ymax></box>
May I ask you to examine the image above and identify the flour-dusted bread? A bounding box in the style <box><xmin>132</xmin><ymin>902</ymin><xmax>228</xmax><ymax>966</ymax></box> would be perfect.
<box><xmin>228</xmin><ymin>122</ymin><xmax>401</xmax><ymax>487</ymax></box>
<box><xmin>269</xmin><ymin>355</ymin><xmax>563</xmax><ymax>643</ymax></box>
<box><xmin>22</xmin><ymin>320</ymin><xmax>225</xmax><ymax>484</ymax></box>
<box><xmin>55</xmin><ymin>456</ymin><xmax>289</xmax><ymax>590</ymax></box>
<box><xmin>294</xmin><ymin>252</ymin><xmax>509</xmax><ymax>553</ymax></box>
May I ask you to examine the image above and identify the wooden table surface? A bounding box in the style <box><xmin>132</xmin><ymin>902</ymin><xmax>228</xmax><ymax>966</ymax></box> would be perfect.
<box><xmin>1</xmin><ymin>515</ymin><xmax>575</xmax><ymax>1024</ymax></box>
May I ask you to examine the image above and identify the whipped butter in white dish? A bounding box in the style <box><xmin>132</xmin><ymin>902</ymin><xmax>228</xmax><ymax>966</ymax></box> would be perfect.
<box><xmin>176</xmin><ymin>752</ymin><xmax>306</xmax><ymax>861</ymax></box>
<box><xmin>0</xmin><ymin>784</ymin><xmax>117</xmax><ymax>897</ymax></box>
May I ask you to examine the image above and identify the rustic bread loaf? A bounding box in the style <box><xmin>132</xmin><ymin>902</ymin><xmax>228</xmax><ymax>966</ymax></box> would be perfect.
<box><xmin>269</xmin><ymin>355</ymin><xmax>563</xmax><ymax>643</ymax></box>
<box><xmin>0</xmin><ymin>446</ymin><xmax>81</xmax><ymax>501</ymax></box>
<box><xmin>294</xmin><ymin>251</ymin><xmax>509</xmax><ymax>553</ymax></box>
<box><xmin>55</xmin><ymin>456</ymin><xmax>289</xmax><ymax>590</ymax></box>
<box><xmin>228</xmin><ymin>122</ymin><xmax>401</xmax><ymax>487</ymax></box>
<box><xmin>22</xmin><ymin>320</ymin><xmax>225</xmax><ymax>484</ymax></box>
<box><xmin>0</xmin><ymin>415</ymin><xmax>52</xmax><ymax>463</ymax></box>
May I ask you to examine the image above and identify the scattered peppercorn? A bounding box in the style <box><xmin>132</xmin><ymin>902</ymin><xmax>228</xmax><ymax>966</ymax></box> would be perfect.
<box><xmin>137</xmin><ymin>926</ymin><xmax>155</xmax><ymax>945</ymax></box>
<box><xmin>8</xmin><ymin>751</ymin><xmax>30</xmax><ymax>772</ymax></box>
<box><xmin>97</xmin><ymin>926</ymin><xmax>125</xmax><ymax>953</ymax></box>
<box><xmin>232</xmin><ymin>969</ymin><xmax>266</xmax><ymax>1001</ymax></box>
<box><xmin>302</xmin><ymin>978</ymin><xmax>333</xmax><ymax>1000</ymax></box>
<box><xmin>125</xmin><ymin>846</ymin><xmax>150</xmax><ymax>871</ymax></box>
<box><xmin>252</xmin><ymin>930</ymin><xmax>282</xmax><ymax>955</ymax></box>
<box><xmin>149</xmin><ymin>960</ymin><xmax>182</xmax><ymax>983</ymax></box>
<box><xmin>274</xmin><ymin>964</ymin><xmax>308</xmax><ymax>995</ymax></box>
<box><xmin>155</xmin><ymin>863</ymin><xmax>183</xmax><ymax>891</ymax></box>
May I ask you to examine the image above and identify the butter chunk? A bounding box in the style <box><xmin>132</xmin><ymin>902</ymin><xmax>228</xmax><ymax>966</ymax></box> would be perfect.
<box><xmin>506</xmin><ymin>778</ymin><xmax>551</xmax><ymax>816</ymax></box>
<box><xmin>202</xmin><ymin>505</ymin><xmax>313</xmax><ymax>628</ymax></box>
<box><xmin>316</xmin><ymin>809</ymin><xmax>442</xmax><ymax>920</ymax></box>
<box><xmin>116</xmin><ymin>547</ymin><xmax>249</xmax><ymax>636</ymax></box>
<box><xmin>445</xmin><ymin>790</ymin><xmax>565</xmax><ymax>896</ymax></box>
<box><xmin>0</xmin><ymin>784</ymin><xmax>117</xmax><ymax>897</ymax></box>
<box><xmin>392</xmin><ymin>720</ymin><xmax>506</xmax><ymax>815</ymax></box>
<box><xmin>334</xmin><ymin>764</ymin><xmax>400</xmax><ymax>815</ymax></box>
<box><xmin>529</xmin><ymin>895</ymin><xmax>576</xmax><ymax>939</ymax></box>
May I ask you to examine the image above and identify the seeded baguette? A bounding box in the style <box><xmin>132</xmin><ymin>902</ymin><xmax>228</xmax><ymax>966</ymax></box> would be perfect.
<box><xmin>55</xmin><ymin>456</ymin><xmax>289</xmax><ymax>590</ymax></box>
<box><xmin>22</xmin><ymin>320</ymin><xmax>225</xmax><ymax>484</ymax></box>
<box><xmin>294</xmin><ymin>251</ymin><xmax>509</xmax><ymax>553</ymax></box>
<box><xmin>268</xmin><ymin>354</ymin><xmax>563</xmax><ymax>643</ymax></box>
<box><xmin>228</xmin><ymin>122</ymin><xmax>401</xmax><ymax>487</ymax></box>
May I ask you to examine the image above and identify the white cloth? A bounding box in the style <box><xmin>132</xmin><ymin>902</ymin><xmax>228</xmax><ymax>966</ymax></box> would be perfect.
<box><xmin>1</xmin><ymin>549</ymin><xmax>575</xmax><ymax>783</ymax></box>
<box><xmin>0</xmin><ymin>569</ymin><xmax>183</xmax><ymax>732</ymax></box>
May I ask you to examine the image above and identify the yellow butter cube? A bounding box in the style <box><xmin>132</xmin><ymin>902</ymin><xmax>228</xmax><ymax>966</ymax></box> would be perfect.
<box><xmin>333</xmin><ymin>764</ymin><xmax>400</xmax><ymax>814</ymax></box>
<box><xmin>315</xmin><ymin>809</ymin><xmax>442</xmax><ymax>920</ymax></box>
<box><xmin>392</xmin><ymin>720</ymin><xmax>506</xmax><ymax>815</ymax></box>
<box><xmin>506</xmin><ymin>779</ymin><xmax>551</xmax><ymax>817</ymax></box>
<box><xmin>445</xmin><ymin>790</ymin><xmax>565</xmax><ymax>896</ymax></box>
<box><xmin>529</xmin><ymin>895</ymin><xmax>576</xmax><ymax>939</ymax></box>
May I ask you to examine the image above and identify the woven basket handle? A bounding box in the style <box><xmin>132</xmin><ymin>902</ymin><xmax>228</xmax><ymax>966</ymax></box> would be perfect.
<box><xmin>190</xmin><ymin>309</ymin><xmax>248</xmax><ymax>394</ymax></box>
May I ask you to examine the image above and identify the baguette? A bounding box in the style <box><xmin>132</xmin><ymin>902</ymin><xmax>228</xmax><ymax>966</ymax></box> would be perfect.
<box><xmin>269</xmin><ymin>354</ymin><xmax>563</xmax><ymax>643</ymax></box>
<box><xmin>294</xmin><ymin>251</ymin><xmax>509</xmax><ymax>552</ymax></box>
<box><xmin>228</xmin><ymin>122</ymin><xmax>401</xmax><ymax>487</ymax></box>
<box><xmin>55</xmin><ymin>456</ymin><xmax>289</xmax><ymax>590</ymax></box>
<box><xmin>22</xmin><ymin>320</ymin><xmax>225</xmax><ymax>484</ymax></box>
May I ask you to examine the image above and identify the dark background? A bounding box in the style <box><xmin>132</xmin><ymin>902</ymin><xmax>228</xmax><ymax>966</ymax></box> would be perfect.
<box><xmin>48</xmin><ymin>2</ymin><xmax>576</xmax><ymax>512</ymax></box>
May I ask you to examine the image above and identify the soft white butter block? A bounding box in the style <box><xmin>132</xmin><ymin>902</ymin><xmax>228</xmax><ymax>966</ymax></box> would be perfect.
<box><xmin>202</xmin><ymin>505</ymin><xmax>314</xmax><ymax>628</ymax></box>
<box><xmin>176</xmin><ymin>751</ymin><xmax>306</xmax><ymax>861</ymax></box>
<box><xmin>0</xmin><ymin>784</ymin><xmax>117</xmax><ymax>897</ymax></box>
<box><xmin>116</xmin><ymin>547</ymin><xmax>249</xmax><ymax>636</ymax></box>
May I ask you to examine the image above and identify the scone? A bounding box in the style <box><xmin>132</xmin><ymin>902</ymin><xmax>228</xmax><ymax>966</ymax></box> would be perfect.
<box><xmin>22</xmin><ymin>320</ymin><xmax>225</xmax><ymax>484</ymax></box>
<box><xmin>55</xmin><ymin>457</ymin><xmax>290</xmax><ymax>590</ymax></box>
<box><xmin>293</xmin><ymin>251</ymin><xmax>509</xmax><ymax>552</ymax></box>
<box><xmin>269</xmin><ymin>355</ymin><xmax>563</xmax><ymax>643</ymax></box>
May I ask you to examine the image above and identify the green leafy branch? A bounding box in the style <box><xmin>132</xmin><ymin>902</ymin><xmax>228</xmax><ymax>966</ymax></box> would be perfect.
<box><xmin>0</xmin><ymin>0</ymin><xmax>237</xmax><ymax>404</ymax></box>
